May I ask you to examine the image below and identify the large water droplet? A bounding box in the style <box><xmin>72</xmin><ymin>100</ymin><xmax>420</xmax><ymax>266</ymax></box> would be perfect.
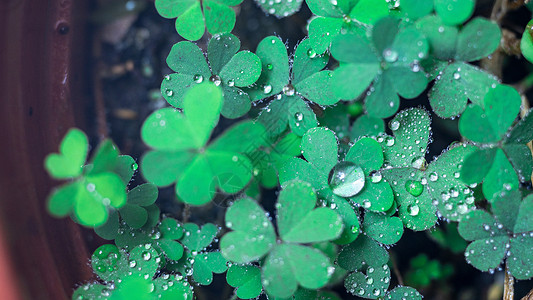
<box><xmin>405</xmin><ymin>180</ymin><xmax>424</xmax><ymax>196</ymax></box>
<box><xmin>307</xmin><ymin>48</ymin><xmax>317</xmax><ymax>58</ymax></box>
<box><xmin>370</xmin><ymin>170</ymin><xmax>382</xmax><ymax>183</ymax></box>
<box><xmin>411</xmin><ymin>156</ymin><xmax>425</xmax><ymax>169</ymax></box>
<box><xmin>131</xmin><ymin>162</ymin><xmax>138</xmax><ymax>171</ymax></box>
<box><xmin>328</xmin><ymin>161</ymin><xmax>365</xmax><ymax>197</ymax></box>
<box><xmin>389</xmin><ymin>120</ymin><xmax>400</xmax><ymax>131</ymax></box>
<box><xmin>294</xmin><ymin>112</ymin><xmax>303</xmax><ymax>121</ymax></box>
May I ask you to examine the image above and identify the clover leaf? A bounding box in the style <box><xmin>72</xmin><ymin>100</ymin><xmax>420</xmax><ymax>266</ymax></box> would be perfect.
<box><xmin>181</xmin><ymin>223</ymin><xmax>219</xmax><ymax>252</ymax></box>
<box><xmin>434</xmin><ymin>0</ymin><xmax>474</xmax><ymax>26</ymax></box>
<box><xmin>112</xmin><ymin>218</ymin><xmax>186</xmax><ymax>262</ymax></box>
<box><xmin>142</xmin><ymin>83</ymin><xmax>265</xmax><ymax>205</ymax></box>
<box><xmin>419</xmin><ymin>16</ymin><xmax>502</xmax><ymax>118</ymax></box>
<box><xmin>226</xmin><ymin>264</ymin><xmax>263</xmax><ymax>299</ymax></box>
<box><xmin>350</xmin><ymin>114</ymin><xmax>385</xmax><ymax>140</ymax></box>
<box><xmin>458</xmin><ymin>190</ymin><xmax>533</xmax><ymax>279</ymax></box>
<box><xmin>248</xmin><ymin>37</ymin><xmax>340</xmax><ymax>137</ymax></box>
<box><xmin>459</xmin><ymin>85</ymin><xmax>532</xmax><ymax>201</ymax></box>
<box><xmin>45</xmin><ymin>130</ymin><xmax>127</xmax><ymax>227</ymax></box>
<box><xmin>161</xmin><ymin>33</ymin><xmax>261</xmax><ymax>119</ymax></box>
<box><xmin>521</xmin><ymin>20</ymin><xmax>533</xmax><ymax>63</ymax></box>
<box><xmin>249</xmin><ymin>132</ymin><xmax>302</xmax><ymax>189</ymax></box>
<box><xmin>74</xmin><ymin>244</ymin><xmax>193</xmax><ymax>300</ymax></box>
<box><xmin>191</xmin><ymin>251</ymin><xmax>228</xmax><ymax>285</ymax></box>
<box><xmin>221</xmin><ymin>181</ymin><xmax>343</xmax><ymax>298</ymax></box>
<box><xmin>338</xmin><ymin>235</ymin><xmax>391</xmax><ymax>299</ymax></box>
<box><xmin>331</xmin><ymin>17</ymin><xmax>429</xmax><ymax>118</ymax></box>
<box><xmin>379</xmin><ymin>108</ymin><xmax>477</xmax><ymax>230</ymax></box>
<box><xmin>306</xmin><ymin>0</ymin><xmax>390</xmax><ymax>54</ymax></box>
<box><xmin>155</xmin><ymin>0</ymin><xmax>243</xmax><ymax>41</ymax></box>
<box><xmin>255</xmin><ymin>0</ymin><xmax>304</xmax><ymax>18</ymax></box>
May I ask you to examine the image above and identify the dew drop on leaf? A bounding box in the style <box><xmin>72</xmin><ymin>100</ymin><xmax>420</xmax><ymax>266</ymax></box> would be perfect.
<box><xmin>389</xmin><ymin>120</ymin><xmax>400</xmax><ymax>131</ymax></box>
<box><xmin>411</xmin><ymin>156</ymin><xmax>425</xmax><ymax>169</ymax></box>
<box><xmin>407</xmin><ymin>204</ymin><xmax>420</xmax><ymax>216</ymax></box>
<box><xmin>263</xmin><ymin>84</ymin><xmax>272</xmax><ymax>94</ymax></box>
<box><xmin>142</xmin><ymin>251</ymin><xmax>151</xmax><ymax>261</ymax></box>
<box><xmin>227</xmin><ymin>79</ymin><xmax>235</xmax><ymax>87</ymax></box>
<box><xmin>370</xmin><ymin>170</ymin><xmax>382</xmax><ymax>183</ymax></box>
<box><xmin>266</xmin><ymin>63</ymin><xmax>273</xmax><ymax>70</ymax></box>
<box><xmin>283</xmin><ymin>84</ymin><xmax>295</xmax><ymax>96</ymax></box>
<box><xmin>327</xmin><ymin>161</ymin><xmax>365</xmax><ymax>197</ymax></box>
<box><xmin>131</xmin><ymin>162</ymin><xmax>138</xmax><ymax>171</ymax></box>
<box><xmin>307</xmin><ymin>48</ymin><xmax>317</xmax><ymax>58</ymax></box>
<box><xmin>193</xmin><ymin>74</ymin><xmax>203</xmax><ymax>83</ymax></box>
<box><xmin>429</xmin><ymin>172</ymin><xmax>439</xmax><ymax>182</ymax></box>
<box><xmin>453</xmin><ymin>72</ymin><xmax>461</xmax><ymax>80</ymax></box>
<box><xmin>383</xmin><ymin>49</ymin><xmax>398</xmax><ymax>63</ymax></box>
<box><xmin>405</xmin><ymin>180</ymin><xmax>424</xmax><ymax>196</ymax></box>
<box><xmin>385</xmin><ymin>136</ymin><xmax>395</xmax><ymax>146</ymax></box>
<box><xmin>294</xmin><ymin>112</ymin><xmax>304</xmax><ymax>121</ymax></box>
<box><xmin>209</xmin><ymin>75</ymin><xmax>222</xmax><ymax>86</ymax></box>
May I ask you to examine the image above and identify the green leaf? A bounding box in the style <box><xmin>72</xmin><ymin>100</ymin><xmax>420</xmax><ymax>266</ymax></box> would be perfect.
<box><xmin>113</xmin><ymin>155</ymin><xmax>136</xmax><ymax>184</ymax></box>
<box><xmin>255</xmin><ymin>0</ymin><xmax>304</xmax><ymax>18</ymax></box>
<box><xmin>337</xmin><ymin>235</ymin><xmax>389</xmax><ymax>271</ymax></box>
<box><xmin>95</xmin><ymin>210</ymin><xmax>120</xmax><ymax>240</ymax></box>
<box><xmin>142</xmin><ymin>84</ymin><xmax>222</xmax><ymax>151</ymax></box>
<box><xmin>426</xmin><ymin>144</ymin><xmax>477</xmax><ymax>221</ymax></box>
<box><xmin>277</xmin><ymin>180</ymin><xmax>343</xmax><ymax>243</ymax></box>
<box><xmin>88</xmin><ymin>140</ymin><xmax>119</xmax><ymax>175</ymax></box>
<box><xmin>219</xmin><ymin>50</ymin><xmax>262</xmax><ymax>87</ymax></box>
<box><xmin>508</xmin><ymin>234</ymin><xmax>533</xmax><ymax>280</ymax></box>
<box><xmin>204</xmin><ymin>0</ymin><xmax>237</xmax><ymax>35</ymax></box>
<box><xmin>521</xmin><ymin>20</ymin><xmax>533</xmax><ymax>63</ymax></box>
<box><xmin>262</xmin><ymin>244</ymin><xmax>333</xmax><ymax>298</ymax></box>
<box><xmin>348</xmin><ymin>0</ymin><xmax>390</xmax><ymax>25</ymax></box>
<box><xmin>363</xmin><ymin>211</ymin><xmax>404</xmax><ymax>245</ymax></box>
<box><xmin>192</xmin><ymin>251</ymin><xmax>228</xmax><ymax>285</ymax></box>
<box><xmin>505</xmin><ymin>108</ymin><xmax>533</xmax><ymax>144</ymax></box>
<box><xmin>208</xmin><ymin>32</ymin><xmax>241</xmax><ymax>74</ymax></box>
<box><xmin>459</xmin><ymin>85</ymin><xmax>521</xmax><ymax>143</ymax></box>
<box><xmin>181</xmin><ymin>223</ymin><xmax>219</xmax><ymax>252</ymax></box>
<box><xmin>141</xmin><ymin>150</ymin><xmax>195</xmax><ymax>186</ymax></box>
<box><xmin>502</xmin><ymin>144</ymin><xmax>533</xmax><ymax>182</ymax></box>
<box><xmin>482</xmin><ymin>149</ymin><xmax>519</xmax><ymax>201</ymax></box>
<box><xmin>415</xmin><ymin>15</ymin><xmax>458</xmax><ymax>60</ymax></box>
<box><xmin>308</xmin><ymin>17</ymin><xmax>344</xmax><ymax>54</ymax></box>
<box><xmin>91</xmin><ymin>244</ymin><xmax>126</xmax><ymax>281</ymax></box>
<box><xmin>350</xmin><ymin>114</ymin><xmax>385</xmax><ymax>139</ymax></box>
<box><xmin>47</xmin><ymin>182</ymin><xmax>79</xmax><ymax>217</ymax></box>
<box><xmin>364</xmin><ymin>72</ymin><xmax>400</xmax><ymax>118</ymax></box>
<box><xmin>160</xmin><ymin>218</ymin><xmax>184</xmax><ymax>240</ymax></box>
<box><xmin>226</xmin><ymin>264</ymin><xmax>263</xmax><ymax>299</ymax></box>
<box><xmin>45</xmin><ymin>128</ymin><xmax>88</xmax><ymax>179</ymax></box>
<box><xmin>434</xmin><ymin>0</ymin><xmax>474</xmax><ymax>26</ymax></box>
<box><xmin>328</xmin><ymin>195</ymin><xmax>361</xmax><ymax>245</ymax></box>
<box><xmin>400</xmin><ymin>0</ymin><xmax>433</xmax><ymax>19</ymax></box>
<box><xmin>330</xmin><ymin>33</ymin><xmax>380</xmax><ymax>100</ymax></box>
<box><xmin>386</xmin><ymin>286</ymin><xmax>422</xmax><ymax>299</ymax></box>
<box><xmin>176</xmin><ymin>4</ymin><xmax>204</xmax><ymax>41</ymax></box>
<box><xmin>244</xmin><ymin>36</ymin><xmax>289</xmax><ymax>101</ymax></box>
<box><xmin>429</xmin><ymin>62</ymin><xmax>498</xmax><ymax>118</ymax></box>
<box><xmin>220</xmin><ymin>198</ymin><xmax>276</xmax><ymax>263</ymax></box>
<box><xmin>120</xmin><ymin>204</ymin><xmax>148</xmax><ymax>229</ymax></box>
<box><xmin>226</xmin><ymin>265</ymin><xmax>263</xmax><ymax>299</ymax></box>
<box><xmin>301</xmin><ymin>127</ymin><xmax>338</xmax><ymax>174</ymax></box>
<box><xmin>455</xmin><ymin>17</ymin><xmax>501</xmax><ymax>62</ymax></box>
<box><xmin>460</xmin><ymin>148</ymin><xmax>497</xmax><ymax>185</ymax></box>
<box><xmin>257</xmin><ymin>95</ymin><xmax>318</xmax><ymax>137</ymax></box>
<box><xmin>292</xmin><ymin>39</ymin><xmax>329</xmax><ymax>84</ymax></box>
<box><xmin>379</xmin><ymin>108</ymin><xmax>430</xmax><ymax>168</ymax></box>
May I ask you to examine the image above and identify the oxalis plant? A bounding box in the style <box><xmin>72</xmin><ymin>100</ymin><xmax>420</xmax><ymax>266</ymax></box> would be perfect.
<box><xmin>43</xmin><ymin>0</ymin><xmax>533</xmax><ymax>299</ymax></box>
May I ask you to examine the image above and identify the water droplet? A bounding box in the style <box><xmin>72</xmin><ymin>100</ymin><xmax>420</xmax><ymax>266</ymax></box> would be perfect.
<box><xmin>131</xmin><ymin>162</ymin><xmax>138</xmax><ymax>171</ymax></box>
<box><xmin>164</xmin><ymin>75</ymin><xmax>170</xmax><ymax>80</ymax></box>
<box><xmin>350</xmin><ymin>225</ymin><xmax>358</xmax><ymax>233</ymax></box>
<box><xmin>142</xmin><ymin>251</ymin><xmax>151</xmax><ymax>261</ymax></box>
<box><xmin>411</xmin><ymin>157</ymin><xmax>425</xmax><ymax>169</ymax></box>
<box><xmin>370</xmin><ymin>170</ymin><xmax>382</xmax><ymax>183</ymax></box>
<box><xmin>390</xmin><ymin>120</ymin><xmax>400</xmax><ymax>131</ymax></box>
<box><xmin>266</xmin><ymin>63</ymin><xmax>273</xmax><ymax>70</ymax></box>
<box><xmin>327</xmin><ymin>161</ymin><xmax>365</xmax><ymax>197</ymax></box>
<box><xmin>232</xmin><ymin>155</ymin><xmax>239</xmax><ymax>162</ymax></box>
<box><xmin>386</xmin><ymin>136</ymin><xmax>395</xmax><ymax>146</ymax></box>
<box><xmin>405</xmin><ymin>180</ymin><xmax>424</xmax><ymax>196</ymax></box>
<box><xmin>383</xmin><ymin>48</ymin><xmax>398</xmax><ymax>63</ymax></box>
<box><xmin>429</xmin><ymin>172</ymin><xmax>438</xmax><ymax>182</ymax></box>
<box><xmin>283</xmin><ymin>84</ymin><xmax>295</xmax><ymax>96</ymax></box>
<box><xmin>366</xmin><ymin>277</ymin><xmax>374</xmax><ymax>284</ymax></box>
<box><xmin>210</xmin><ymin>75</ymin><xmax>221</xmax><ymax>86</ymax></box>
<box><xmin>307</xmin><ymin>48</ymin><xmax>317</xmax><ymax>58</ymax></box>
<box><xmin>407</xmin><ymin>204</ymin><xmax>420</xmax><ymax>216</ymax></box>
<box><xmin>294</xmin><ymin>112</ymin><xmax>303</xmax><ymax>121</ymax></box>
<box><xmin>373</xmin><ymin>289</ymin><xmax>381</xmax><ymax>296</ymax></box>
<box><xmin>86</xmin><ymin>183</ymin><xmax>96</xmax><ymax>192</ymax></box>
<box><xmin>129</xmin><ymin>260</ymin><xmax>137</xmax><ymax>268</ymax></box>
<box><xmin>227</xmin><ymin>79</ymin><xmax>235</xmax><ymax>87</ymax></box>
<box><xmin>193</xmin><ymin>74</ymin><xmax>203</xmax><ymax>83</ymax></box>
<box><xmin>453</xmin><ymin>72</ymin><xmax>461</xmax><ymax>80</ymax></box>
<box><xmin>263</xmin><ymin>84</ymin><xmax>272</xmax><ymax>94</ymax></box>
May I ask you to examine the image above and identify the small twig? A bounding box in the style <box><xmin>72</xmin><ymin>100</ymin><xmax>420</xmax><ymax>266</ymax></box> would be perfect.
<box><xmin>491</xmin><ymin>0</ymin><xmax>508</xmax><ymax>24</ymax></box>
<box><xmin>504</xmin><ymin>262</ymin><xmax>515</xmax><ymax>300</ymax></box>
<box><xmin>182</xmin><ymin>204</ymin><xmax>191</xmax><ymax>223</ymax></box>
<box><xmin>390</xmin><ymin>253</ymin><xmax>404</xmax><ymax>286</ymax></box>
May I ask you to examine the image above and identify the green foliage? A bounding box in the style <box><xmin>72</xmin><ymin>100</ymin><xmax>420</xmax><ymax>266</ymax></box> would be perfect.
<box><xmin>73</xmin><ymin>244</ymin><xmax>194</xmax><ymax>299</ymax></box>
<box><xmin>141</xmin><ymin>83</ymin><xmax>265</xmax><ymax>205</ymax></box>
<box><xmin>220</xmin><ymin>181</ymin><xmax>343</xmax><ymax>298</ymax></box>
<box><xmin>162</xmin><ymin>33</ymin><xmax>261</xmax><ymax>119</ymax></box>
<box><xmin>41</xmin><ymin>1</ymin><xmax>533</xmax><ymax>299</ymax></box>
<box><xmin>331</xmin><ymin>16</ymin><xmax>429</xmax><ymax>117</ymax></box>
<box><xmin>45</xmin><ymin>129</ymin><xmax>130</xmax><ymax>227</ymax></box>
<box><xmin>155</xmin><ymin>0</ymin><xmax>243</xmax><ymax>41</ymax></box>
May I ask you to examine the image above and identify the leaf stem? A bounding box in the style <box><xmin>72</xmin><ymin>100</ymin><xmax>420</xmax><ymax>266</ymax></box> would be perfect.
<box><xmin>504</xmin><ymin>262</ymin><xmax>515</xmax><ymax>300</ymax></box>
<box><xmin>390</xmin><ymin>253</ymin><xmax>404</xmax><ymax>286</ymax></box>
<box><xmin>183</xmin><ymin>204</ymin><xmax>191</xmax><ymax>223</ymax></box>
